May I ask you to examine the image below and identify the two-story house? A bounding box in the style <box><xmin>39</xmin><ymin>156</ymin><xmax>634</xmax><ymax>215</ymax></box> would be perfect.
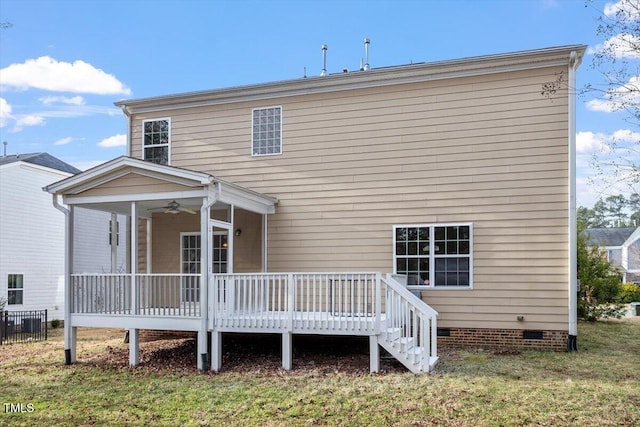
<box><xmin>45</xmin><ymin>44</ymin><xmax>586</xmax><ymax>373</ymax></box>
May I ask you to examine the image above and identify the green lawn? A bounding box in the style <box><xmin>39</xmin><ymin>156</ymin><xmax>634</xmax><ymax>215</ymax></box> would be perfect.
<box><xmin>1</xmin><ymin>320</ymin><xmax>638</xmax><ymax>426</ymax></box>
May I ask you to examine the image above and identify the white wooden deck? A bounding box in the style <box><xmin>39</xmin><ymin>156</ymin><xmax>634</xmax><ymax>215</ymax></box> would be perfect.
<box><xmin>66</xmin><ymin>272</ymin><xmax>438</xmax><ymax>373</ymax></box>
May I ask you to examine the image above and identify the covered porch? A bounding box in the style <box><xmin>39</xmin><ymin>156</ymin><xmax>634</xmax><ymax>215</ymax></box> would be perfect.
<box><xmin>45</xmin><ymin>157</ymin><xmax>438</xmax><ymax>373</ymax></box>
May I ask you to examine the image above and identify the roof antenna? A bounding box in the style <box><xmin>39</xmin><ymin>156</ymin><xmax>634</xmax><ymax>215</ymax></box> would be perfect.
<box><xmin>320</xmin><ymin>44</ymin><xmax>328</xmax><ymax>76</ymax></box>
<box><xmin>2</xmin><ymin>141</ymin><xmax>7</xmax><ymax>158</ymax></box>
<box><xmin>363</xmin><ymin>38</ymin><xmax>370</xmax><ymax>70</ymax></box>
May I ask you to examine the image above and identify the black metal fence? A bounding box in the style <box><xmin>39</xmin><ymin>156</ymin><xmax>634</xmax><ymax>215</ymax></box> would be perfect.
<box><xmin>0</xmin><ymin>310</ymin><xmax>48</xmax><ymax>345</ymax></box>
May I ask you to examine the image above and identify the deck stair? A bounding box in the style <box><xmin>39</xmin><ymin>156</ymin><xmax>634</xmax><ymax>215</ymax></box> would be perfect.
<box><xmin>378</xmin><ymin>275</ymin><xmax>439</xmax><ymax>373</ymax></box>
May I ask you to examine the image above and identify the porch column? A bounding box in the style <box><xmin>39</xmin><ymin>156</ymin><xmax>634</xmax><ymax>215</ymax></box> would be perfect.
<box><xmin>64</xmin><ymin>205</ymin><xmax>76</xmax><ymax>364</ymax></box>
<box><xmin>129</xmin><ymin>202</ymin><xmax>139</xmax><ymax>367</ymax></box>
<box><xmin>198</xmin><ymin>201</ymin><xmax>210</xmax><ymax>371</ymax></box>
<box><xmin>262</xmin><ymin>214</ymin><xmax>267</xmax><ymax>272</ymax></box>
<box><xmin>110</xmin><ymin>213</ymin><xmax>118</xmax><ymax>273</ymax></box>
<box><xmin>369</xmin><ymin>336</ymin><xmax>380</xmax><ymax>373</ymax></box>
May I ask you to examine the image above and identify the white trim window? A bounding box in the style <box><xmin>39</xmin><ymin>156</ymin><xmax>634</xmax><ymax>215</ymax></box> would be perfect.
<box><xmin>7</xmin><ymin>274</ymin><xmax>24</xmax><ymax>305</ymax></box>
<box><xmin>143</xmin><ymin>118</ymin><xmax>170</xmax><ymax>165</ymax></box>
<box><xmin>252</xmin><ymin>106</ymin><xmax>282</xmax><ymax>156</ymax></box>
<box><xmin>394</xmin><ymin>224</ymin><xmax>473</xmax><ymax>288</ymax></box>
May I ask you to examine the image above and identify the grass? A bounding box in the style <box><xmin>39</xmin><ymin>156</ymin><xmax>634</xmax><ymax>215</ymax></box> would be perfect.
<box><xmin>1</xmin><ymin>320</ymin><xmax>639</xmax><ymax>426</ymax></box>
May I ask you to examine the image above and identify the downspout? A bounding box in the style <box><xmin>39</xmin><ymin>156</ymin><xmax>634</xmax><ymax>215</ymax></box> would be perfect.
<box><xmin>568</xmin><ymin>51</ymin><xmax>578</xmax><ymax>352</ymax></box>
<box><xmin>52</xmin><ymin>194</ymin><xmax>73</xmax><ymax>364</ymax></box>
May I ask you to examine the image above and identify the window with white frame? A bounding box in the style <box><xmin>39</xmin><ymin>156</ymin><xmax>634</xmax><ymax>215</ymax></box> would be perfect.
<box><xmin>143</xmin><ymin>118</ymin><xmax>170</xmax><ymax>165</ymax></box>
<box><xmin>7</xmin><ymin>274</ymin><xmax>24</xmax><ymax>305</ymax></box>
<box><xmin>394</xmin><ymin>224</ymin><xmax>472</xmax><ymax>288</ymax></box>
<box><xmin>252</xmin><ymin>106</ymin><xmax>282</xmax><ymax>156</ymax></box>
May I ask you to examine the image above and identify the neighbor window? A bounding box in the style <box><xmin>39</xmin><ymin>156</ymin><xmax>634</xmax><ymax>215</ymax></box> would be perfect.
<box><xmin>7</xmin><ymin>274</ymin><xmax>24</xmax><ymax>305</ymax></box>
<box><xmin>143</xmin><ymin>118</ymin><xmax>170</xmax><ymax>165</ymax></box>
<box><xmin>252</xmin><ymin>106</ymin><xmax>282</xmax><ymax>156</ymax></box>
<box><xmin>394</xmin><ymin>224</ymin><xmax>472</xmax><ymax>288</ymax></box>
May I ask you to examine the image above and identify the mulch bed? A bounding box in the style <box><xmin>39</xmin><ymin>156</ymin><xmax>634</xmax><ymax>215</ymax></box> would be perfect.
<box><xmin>82</xmin><ymin>334</ymin><xmax>410</xmax><ymax>375</ymax></box>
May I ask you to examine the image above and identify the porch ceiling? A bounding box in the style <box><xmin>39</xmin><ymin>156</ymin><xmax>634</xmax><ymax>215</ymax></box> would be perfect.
<box><xmin>44</xmin><ymin>156</ymin><xmax>277</xmax><ymax>215</ymax></box>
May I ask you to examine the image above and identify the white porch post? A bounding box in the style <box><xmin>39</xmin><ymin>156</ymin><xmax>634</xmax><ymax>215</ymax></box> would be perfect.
<box><xmin>64</xmin><ymin>204</ymin><xmax>76</xmax><ymax>364</ymax></box>
<box><xmin>369</xmin><ymin>336</ymin><xmax>380</xmax><ymax>373</ymax></box>
<box><xmin>211</xmin><ymin>331</ymin><xmax>222</xmax><ymax>372</ymax></box>
<box><xmin>198</xmin><ymin>201</ymin><xmax>210</xmax><ymax>371</ymax></box>
<box><xmin>282</xmin><ymin>332</ymin><xmax>292</xmax><ymax>371</ymax></box>
<box><xmin>129</xmin><ymin>202</ymin><xmax>139</xmax><ymax>367</ymax></box>
<box><xmin>262</xmin><ymin>214</ymin><xmax>267</xmax><ymax>272</ymax></box>
<box><xmin>110</xmin><ymin>213</ymin><xmax>118</xmax><ymax>273</ymax></box>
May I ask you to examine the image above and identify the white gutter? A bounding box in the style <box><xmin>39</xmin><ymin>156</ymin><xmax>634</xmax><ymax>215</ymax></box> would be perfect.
<box><xmin>568</xmin><ymin>50</ymin><xmax>579</xmax><ymax>351</ymax></box>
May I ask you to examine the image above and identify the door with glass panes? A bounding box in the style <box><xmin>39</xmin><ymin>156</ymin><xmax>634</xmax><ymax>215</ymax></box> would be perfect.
<box><xmin>181</xmin><ymin>225</ymin><xmax>230</xmax><ymax>302</ymax></box>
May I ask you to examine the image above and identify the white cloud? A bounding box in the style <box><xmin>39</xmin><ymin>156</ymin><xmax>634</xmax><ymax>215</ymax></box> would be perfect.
<box><xmin>97</xmin><ymin>134</ymin><xmax>127</xmax><ymax>148</ymax></box>
<box><xmin>12</xmin><ymin>115</ymin><xmax>45</xmax><ymax>132</ymax></box>
<box><xmin>39</xmin><ymin>96</ymin><xmax>86</xmax><ymax>106</ymax></box>
<box><xmin>604</xmin><ymin>1</ymin><xmax>640</xmax><ymax>20</ymax></box>
<box><xmin>587</xmin><ymin>33</ymin><xmax>640</xmax><ymax>58</ymax></box>
<box><xmin>585</xmin><ymin>75</ymin><xmax>640</xmax><ymax>112</ymax></box>
<box><xmin>0</xmin><ymin>97</ymin><xmax>12</xmax><ymax>128</ymax></box>
<box><xmin>54</xmin><ymin>137</ymin><xmax>74</xmax><ymax>146</ymax></box>
<box><xmin>576</xmin><ymin>131</ymin><xmax>611</xmax><ymax>153</ymax></box>
<box><xmin>0</xmin><ymin>56</ymin><xmax>131</xmax><ymax>95</ymax></box>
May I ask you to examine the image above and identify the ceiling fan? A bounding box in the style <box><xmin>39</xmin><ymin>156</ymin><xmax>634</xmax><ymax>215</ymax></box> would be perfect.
<box><xmin>149</xmin><ymin>200</ymin><xmax>197</xmax><ymax>215</ymax></box>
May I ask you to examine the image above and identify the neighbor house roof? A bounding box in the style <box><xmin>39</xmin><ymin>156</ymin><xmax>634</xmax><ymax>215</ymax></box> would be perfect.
<box><xmin>0</xmin><ymin>152</ymin><xmax>81</xmax><ymax>175</ymax></box>
<box><xmin>584</xmin><ymin>227</ymin><xmax>638</xmax><ymax>247</ymax></box>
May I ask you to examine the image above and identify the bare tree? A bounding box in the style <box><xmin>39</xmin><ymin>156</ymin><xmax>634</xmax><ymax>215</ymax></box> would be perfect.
<box><xmin>585</xmin><ymin>0</ymin><xmax>640</xmax><ymax>189</ymax></box>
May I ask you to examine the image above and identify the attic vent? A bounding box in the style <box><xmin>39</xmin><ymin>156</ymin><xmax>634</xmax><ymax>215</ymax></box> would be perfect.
<box><xmin>523</xmin><ymin>330</ymin><xmax>544</xmax><ymax>340</ymax></box>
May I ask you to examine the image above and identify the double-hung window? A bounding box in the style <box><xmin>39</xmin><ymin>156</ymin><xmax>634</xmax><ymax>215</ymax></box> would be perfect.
<box><xmin>143</xmin><ymin>118</ymin><xmax>170</xmax><ymax>165</ymax></box>
<box><xmin>252</xmin><ymin>106</ymin><xmax>282</xmax><ymax>156</ymax></box>
<box><xmin>394</xmin><ymin>224</ymin><xmax>472</xmax><ymax>288</ymax></box>
<box><xmin>7</xmin><ymin>274</ymin><xmax>24</xmax><ymax>305</ymax></box>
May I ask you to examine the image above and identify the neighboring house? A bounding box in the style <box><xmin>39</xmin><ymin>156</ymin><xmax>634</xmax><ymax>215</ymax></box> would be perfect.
<box><xmin>584</xmin><ymin>227</ymin><xmax>640</xmax><ymax>283</ymax></box>
<box><xmin>45</xmin><ymin>44</ymin><xmax>586</xmax><ymax>373</ymax></box>
<box><xmin>0</xmin><ymin>153</ymin><xmax>125</xmax><ymax>320</ymax></box>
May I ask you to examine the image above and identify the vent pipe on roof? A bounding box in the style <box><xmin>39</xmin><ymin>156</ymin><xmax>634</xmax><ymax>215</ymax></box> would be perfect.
<box><xmin>363</xmin><ymin>38</ymin><xmax>370</xmax><ymax>70</ymax></box>
<box><xmin>2</xmin><ymin>141</ymin><xmax>7</xmax><ymax>157</ymax></box>
<box><xmin>320</xmin><ymin>44</ymin><xmax>328</xmax><ymax>76</ymax></box>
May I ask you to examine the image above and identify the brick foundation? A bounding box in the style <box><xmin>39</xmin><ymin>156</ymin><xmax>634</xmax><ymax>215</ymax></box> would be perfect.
<box><xmin>139</xmin><ymin>330</ymin><xmax>196</xmax><ymax>342</ymax></box>
<box><xmin>437</xmin><ymin>327</ymin><xmax>568</xmax><ymax>351</ymax></box>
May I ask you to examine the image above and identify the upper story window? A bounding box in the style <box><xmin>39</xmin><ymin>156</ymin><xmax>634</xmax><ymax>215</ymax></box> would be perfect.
<box><xmin>394</xmin><ymin>224</ymin><xmax>473</xmax><ymax>288</ymax></box>
<box><xmin>7</xmin><ymin>274</ymin><xmax>24</xmax><ymax>305</ymax></box>
<box><xmin>252</xmin><ymin>106</ymin><xmax>282</xmax><ymax>156</ymax></box>
<box><xmin>143</xmin><ymin>118</ymin><xmax>170</xmax><ymax>165</ymax></box>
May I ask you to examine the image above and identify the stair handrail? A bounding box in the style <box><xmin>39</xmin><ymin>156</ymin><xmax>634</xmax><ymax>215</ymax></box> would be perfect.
<box><xmin>383</xmin><ymin>274</ymin><xmax>439</xmax><ymax>318</ymax></box>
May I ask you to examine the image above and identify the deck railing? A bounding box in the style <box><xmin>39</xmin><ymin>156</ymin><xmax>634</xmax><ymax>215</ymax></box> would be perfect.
<box><xmin>70</xmin><ymin>274</ymin><xmax>200</xmax><ymax>317</ymax></box>
<box><xmin>211</xmin><ymin>272</ymin><xmax>381</xmax><ymax>333</ymax></box>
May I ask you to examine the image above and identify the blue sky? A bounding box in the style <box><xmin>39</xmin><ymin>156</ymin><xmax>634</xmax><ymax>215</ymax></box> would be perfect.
<box><xmin>0</xmin><ymin>0</ymin><xmax>638</xmax><ymax>207</ymax></box>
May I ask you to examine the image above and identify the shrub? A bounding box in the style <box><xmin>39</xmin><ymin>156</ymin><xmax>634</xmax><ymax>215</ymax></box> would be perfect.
<box><xmin>51</xmin><ymin>319</ymin><xmax>61</xmax><ymax>329</ymax></box>
<box><xmin>619</xmin><ymin>283</ymin><xmax>640</xmax><ymax>303</ymax></box>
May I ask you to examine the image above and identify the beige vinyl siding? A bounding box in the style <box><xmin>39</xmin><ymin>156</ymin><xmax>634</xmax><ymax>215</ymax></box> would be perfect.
<box><xmin>131</xmin><ymin>65</ymin><xmax>570</xmax><ymax>331</ymax></box>
<box><xmin>76</xmin><ymin>173</ymin><xmax>196</xmax><ymax>197</ymax></box>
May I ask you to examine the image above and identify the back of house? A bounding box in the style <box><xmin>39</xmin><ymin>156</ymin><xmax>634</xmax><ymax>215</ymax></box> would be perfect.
<box><xmin>112</xmin><ymin>44</ymin><xmax>585</xmax><ymax>350</ymax></box>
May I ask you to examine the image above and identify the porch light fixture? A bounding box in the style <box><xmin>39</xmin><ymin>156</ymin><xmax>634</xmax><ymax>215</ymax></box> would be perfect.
<box><xmin>222</xmin><ymin>236</ymin><xmax>228</xmax><ymax>248</ymax></box>
<box><xmin>235</xmin><ymin>228</ymin><xmax>242</xmax><ymax>237</ymax></box>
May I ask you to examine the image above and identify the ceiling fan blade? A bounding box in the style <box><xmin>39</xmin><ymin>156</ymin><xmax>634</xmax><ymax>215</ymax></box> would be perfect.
<box><xmin>179</xmin><ymin>207</ymin><xmax>197</xmax><ymax>214</ymax></box>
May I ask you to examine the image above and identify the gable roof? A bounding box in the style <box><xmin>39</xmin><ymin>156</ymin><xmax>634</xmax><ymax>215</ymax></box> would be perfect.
<box><xmin>115</xmin><ymin>44</ymin><xmax>587</xmax><ymax>115</ymax></box>
<box><xmin>0</xmin><ymin>152</ymin><xmax>81</xmax><ymax>175</ymax></box>
<box><xmin>584</xmin><ymin>227</ymin><xmax>638</xmax><ymax>247</ymax></box>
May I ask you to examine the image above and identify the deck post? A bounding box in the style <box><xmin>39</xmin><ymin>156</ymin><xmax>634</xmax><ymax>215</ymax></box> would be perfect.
<box><xmin>370</xmin><ymin>335</ymin><xmax>380</xmax><ymax>373</ymax></box>
<box><xmin>211</xmin><ymin>331</ymin><xmax>222</xmax><ymax>372</ymax></box>
<box><xmin>282</xmin><ymin>332</ymin><xmax>292</xmax><ymax>371</ymax></box>
<box><xmin>129</xmin><ymin>328</ymin><xmax>139</xmax><ymax>366</ymax></box>
<box><xmin>198</xmin><ymin>201</ymin><xmax>211</xmax><ymax>371</ymax></box>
